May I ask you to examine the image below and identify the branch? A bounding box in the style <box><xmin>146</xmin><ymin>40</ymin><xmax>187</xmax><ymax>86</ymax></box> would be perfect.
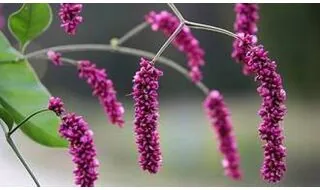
<box><xmin>24</xmin><ymin>44</ymin><xmax>209</xmax><ymax>95</ymax></box>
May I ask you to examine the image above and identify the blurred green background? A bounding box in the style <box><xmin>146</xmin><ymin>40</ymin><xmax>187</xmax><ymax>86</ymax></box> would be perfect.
<box><xmin>0</xmin><ymin>3</ymin><xmax>320</xmax><ymax>187</ymax></box>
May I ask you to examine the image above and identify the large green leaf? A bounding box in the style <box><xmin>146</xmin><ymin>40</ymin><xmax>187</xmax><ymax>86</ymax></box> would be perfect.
<box><xmin>8</xmin><ymin>3</ymin><xmax>52</xmax><ymax>52</ymax></box>
<box><xmin>0</xmin><ymin>32</ymin><xmax>67</xmax><ymax>147</ymax></box>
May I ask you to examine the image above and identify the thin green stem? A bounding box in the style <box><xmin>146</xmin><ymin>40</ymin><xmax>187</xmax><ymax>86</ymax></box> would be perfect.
<box><xmin>185</xmin><ymin>21</ymin><xmax>238</xmax><ymax>39</ymax></box>
<box><xmin>0</xmin><ymin>122</ymin><xmax>40</xmax><ymax>187</ymax></box>
<box><xmin>152</xmin><ymin>23</ymin><xmax>184</xmax><ymax>63</ymax></box>
<box><xmin>6</xmin><ymin>135</ymin><xmax>41</xmax><ymax>187</ymax></box>
<box><xmin>116</xmin><ymin>22</ymin><xmax>148</xmax><ymax>45</ymax></box>
<box><xmin>167</xmin><ymin>3</ymin><xmax>185</xmax><ymax>22</ymax></box>
<box><xmin>24</xmin><ymin>44</ymin><xmax>209</xmax><ymax>95</ymax></box>
<box><xmin>8</xmin><ymin>109</ymin><xmax>49</xmax><ymax>136</ymax></box>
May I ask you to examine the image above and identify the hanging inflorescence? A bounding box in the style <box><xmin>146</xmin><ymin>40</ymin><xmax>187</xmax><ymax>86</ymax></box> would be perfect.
<box><xmin>59</xmin><ymin>3</ymin><xmax>83</xmax><ymax>35</ymax></box>
<box><xmin>48</xmin><ymin>97</ymin><xmax>99</xmax><ymax>187</ymax></box>
<box><xmin>43</xmin><ymin>3</ymin><xmax>288</xmax><ymax>186</ymax></box>
<box><xmin>132</xmin><ymin>58</ymin><xmax>163</xmax><ymax>174</ymax></box>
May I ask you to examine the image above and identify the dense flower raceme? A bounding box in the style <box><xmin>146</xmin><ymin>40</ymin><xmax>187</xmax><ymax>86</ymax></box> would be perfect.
<box><xmin>232</xmin><ymin>3</ymin><xmax>259</xmax><ymax>75</ymax></box>
<box><xmin>132</xmin><ymin>58</ymin><xmax>163</xmax><ymax>174</ymax></box>
<box><xmin>245</xmin><ymin>45</ymin><xmax>287</xmax><ymax>183</ymax></box>
<box><xmin>78</xmin><ymin>60</ymin><xmax>125</xmax><ymax>127</ymax></box>
<box><xmin>59</xmin><ymin>3</ymin><xmax>83</xmax><ymax>35</ymax></box>
<box><xmin>47</xmin><ymin>50</ymin><xmax>62</xmax><ymax>66</ymax></box>
<box><xmin>203</xmin><ymin>90</ymin><xmax>242</xmax><ymax>180</ymax></box>
<box><xmin>46</xmin><ymin>51</ymin><xmax>125</xmax><ymax>127</ymax></box>
<box><xmin>48</xmin><ymin>97</ymin><xmax>99</xmax><ymax>187</ymax></box>
<box><xmin>145</xmin><ymin>11</ymin><xmax>205</xmax><ymax>83</ymax></box>
<box><xmin>0</xmin><ymin>4</ymin><xmax>4</xmax><ymax>30</ymax></box>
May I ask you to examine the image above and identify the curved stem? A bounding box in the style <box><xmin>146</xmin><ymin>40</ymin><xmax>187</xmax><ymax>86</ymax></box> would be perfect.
<box><xmin>186</xmin><ymin>21</ymin><xmax>238</xmax><ymax>39</ymax></box>
<box><xmin>8</xmin><ymin>109</ymin><xmax>49</xmax><ymax>136</ymax></box>
<box><xmin>152</xmin><ymin>23</ymin><xmax>184</xmax><ymax>63</ymax></box>
<box><xmin>24</xmin><ymin>44</ymin><xmax>209</xmax><ymax>95</ymax></box>
<box><xmin>6</xmin><ymin>135</ymin><xmax>41</xmax><ymax>187</ymax></box>
<box><xmin>116</xmin><ymin>22</ymin><xmax>148</xmax><ymax>45</ymax></box>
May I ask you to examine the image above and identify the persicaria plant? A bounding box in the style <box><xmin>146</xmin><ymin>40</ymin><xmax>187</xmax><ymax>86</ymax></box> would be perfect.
<box><xmin>0</xmin><ymin>3</ymin><xmax>287</xmax><ymax>187</ymax></box>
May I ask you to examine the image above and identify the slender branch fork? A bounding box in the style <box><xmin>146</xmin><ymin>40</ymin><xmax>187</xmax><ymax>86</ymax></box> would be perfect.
<box><xmin>0</xmin><ymin>3</ymin><xmax>241</xmax><ymax>187</ymax></box>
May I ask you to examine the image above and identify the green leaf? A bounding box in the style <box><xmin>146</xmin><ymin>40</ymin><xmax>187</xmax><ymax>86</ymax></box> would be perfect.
<box><xmin>8</xmin><ymin>3</ymin><xmax>52</xmax><ymax>52</ymax></box>
<box><xmin>0</xmin><ymin>31</ymin><xmax>67</xmax><ymax>147</ymax></box>
<box><xmin>0</xmin><ymin>104</ymin><xmax>14</xmax><ymax>131</ymax></box>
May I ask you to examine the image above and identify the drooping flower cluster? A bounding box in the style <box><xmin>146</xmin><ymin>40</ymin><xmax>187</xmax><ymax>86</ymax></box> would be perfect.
<box><xmin>47</xmin><ymin>50</ymin><xmax>62</xmax><ymax>66</ymax></box>
<box><xmin>232</xmin><ymin>3</ymin><xmax>259</xmax><ymax>75</ymax></box>
<box><xmin>48</xmin><ymin>97</ymin><xmax>99</xmax><ymax>187</ymax></box>
<box><xmin>59</xmin><ymin>3</ymin><xmax>83</xmax><ymax>35</ymax></box>
<box><xmin>145</xmin><ymin>11</ymin><xmax>205</xmax><ymax>83</ymax></box>
<box><xmin>78</xmin><ymin>60</ymin><xmax>125</xmax><ymax>127</ymax></box>
<box><xmin>245</xmin><ymin>45</ymin><xmax>287</xmax><ymax>183</ymax></box>
<box><xmin>132</xmin><ymin>58</ymin><xmax>163</xmax><ymax>174</ymax></box>
<box><xmin>203</xmin><ymin>90</ymin><xmax>242</xmax><ymax>180</ymax></box>
<box><xmin>0</xmin><ymin>4</ymin><xmax>5</xmax><ymax>30</ymax></box>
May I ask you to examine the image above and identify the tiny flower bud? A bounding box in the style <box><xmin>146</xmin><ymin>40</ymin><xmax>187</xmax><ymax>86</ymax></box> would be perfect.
<box><xmin>47</xmin><ymin>50</ymin><xmax>62</xmax><ymax>66</ymax></box>
<box><xmin>48</xmin><ymin>96</ymin><xmax>65</xmax><ymax>116</ymax></box>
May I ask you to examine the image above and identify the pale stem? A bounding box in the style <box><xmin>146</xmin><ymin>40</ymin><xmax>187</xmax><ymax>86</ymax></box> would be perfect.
<box><xmin>152</xmin><ymin>23</ymin><xmax>184</xmax><ymax>63</ymax></box>
<box><xmin>167</xmin><ymin>3</ymin><xmax>185</xmax><ymax>22</ymax></box>
<box><xmin>23</xmin><ymin>44</ymin><xmax>209</xmax><ymax>95</ymax></box>
<box><xmin>116</xmin><ymin>22</ymin><xmax>149</xmax><ymax>45</ymax></box>
<box><xmin>6</xmin><ymin>136</ymin><xmax>41</xmax><ymax>187</ymax></box>
<box><xmin>0</xmin><ymin>122</ymin><xmax>40</xmax><ymax>187</ymax></box>
<box><xmin>185</xmin><ymin>21</ymin><xmax>238</xmax><ymax>39</ymax></box>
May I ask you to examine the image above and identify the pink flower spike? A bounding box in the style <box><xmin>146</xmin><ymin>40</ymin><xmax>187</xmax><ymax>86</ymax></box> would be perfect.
<box><xmin>78</xmin><ymin>60</ymin><xmax>125</xmax><ymax>127</ymax></box>
<box><xmin>204</xmin><ymin>90</ymin><xmax>242</xmax><ymax>180</ymax></box>
<box><xmin>47</xmin><ymin>50</ymin><xmax>62</xmax><ymax>66</ymax></box>
<box><xmin>245</xmin><ymin>45</ymin><xmax>287</xmax><ymax>183</ymax></box>
<box><xmin>59</xmin><ymin>3</ymin><xmax>83</xmax><ymax>35</ymax></box>
<box><xmin>132</xmin><ymin>58</ymin><xmax>163</xmax><ymax>174</ymax></box>
<box><xmin>145</xmin><ymin>10</ymin><xmax>205</xmax><ymax>83</ymax></box>
<box><xmin>60</xmin><ymin>113</ymin><xmax>99</xmax><ymax>187</ymax></box>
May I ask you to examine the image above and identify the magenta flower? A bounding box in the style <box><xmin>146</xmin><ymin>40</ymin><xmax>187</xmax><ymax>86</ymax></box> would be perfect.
<box><xmin>234</xmin><ymin>3</ymin><xmax>259</xmax><ymax>35</ymax></box>
<box><xmin>60</xmin><ymin>113</ymin><xmax>99</xmax><ymax>187</ymax></box>
<box><xmin>145</xmin><ymin>11</ymin><xmax>205</xmax><ymax>83</ymax></box>
<box><xmin>47</xmin><ymin>50</ymin><xmax>62</xmax><ymax>66</ymax></box>
<box><xmin>245</xmin><ymin>45</ymin><xmax>287</xmax><ymax>183</ymax></box>
<box><xmin>232</xmin><ymin>3</ymin><xmax>259</xmax><ymax>75</ymax></box>
<box><xmin>47</xmin><ymin>97</ymin><xmax>99</xmax><ymax>187</ymax></box>
<box><xmin>59</xmin><ymin>3</ymin><xmax>83</xmax><ymax>35</ymax></box>
<box><xmin>48</xmin><ymin>96</ymin><xmax>65</xmax><ymax>116</ymax></box>
<box><xmin>204</xmin><ymin>90</ymin><xmax>242</xmax><ymax>180</ymax></box>
<box><xmin>132</xmin><ymin>58</ymin><xmax>163</xmax><ymax>174</ymax></box>
<box><xmin>0</xmin><ymin>4</ymin><xmax>5</xmax><ymax>30</ymax></box>
<box><xmin>78</xmin><ymin>60</ymin><xmax>125</xmax><ymax>127</ymax></box>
